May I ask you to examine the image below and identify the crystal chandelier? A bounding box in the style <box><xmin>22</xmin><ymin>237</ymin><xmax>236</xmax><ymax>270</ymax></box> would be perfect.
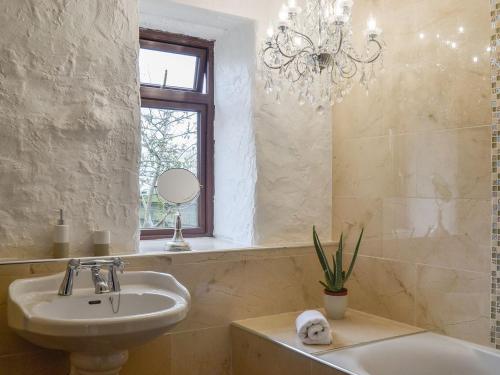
<box><xmin>260</xmin><ymin>0</ymin><xmax>384</xmax><ymax>114</ymax></box>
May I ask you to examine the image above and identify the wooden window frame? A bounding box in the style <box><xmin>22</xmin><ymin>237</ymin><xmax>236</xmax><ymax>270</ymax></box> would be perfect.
<box><xmin>139</xmin><ymin>28</ymin><xmax>214</xmax><ymax>240</ymax></box>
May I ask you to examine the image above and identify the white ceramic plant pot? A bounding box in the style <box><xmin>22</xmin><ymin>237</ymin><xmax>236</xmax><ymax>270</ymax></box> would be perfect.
<box><xmin>324</xmin><ymin>289</ymin><xmax>348</xmax><ymax>320</ymax></box>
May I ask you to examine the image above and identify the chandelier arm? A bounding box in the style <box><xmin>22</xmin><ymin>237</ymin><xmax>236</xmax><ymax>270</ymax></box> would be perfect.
<box><xmin>288</xmin><ymin>29</ymin><xmax>315</xmax><ymax>50</ymax></box>
<box><xmin>275</xmin><ymin>36</ymin><xmax>315</xmax><ymax>60</ymax></box>
<box><xmin>265</xmin><ymin>49</ymin><xmax>305</xmax><ymax>71</ymax></box>
<box><xmin>345</xmin><ymin>39</ymin><xmax>383</xmax><ymax>64</ymax></box>
<box><xmin>261</xmin><ymin>46</ymin><xmax>283</xmax><ymax>70</ymax></box>
<box><xmin>329</xmin><ymin>68</ymin><xmax>340</xmax><ymax>85</ymax></box>
<box><xmin>262</xmin><ymin>43</ymin><xmax>303</xmax><ymax>70</ymax></box>
<box><xmin>295</xmin><ymin>52</ymin><xmax>311</xmax><ymax>76</ymax></box>
<box><xmin>339</xmin><ymin>60</ymin><xmax>358</xmax><ymax>79</ymax></box>
<box><xmin>332</xmin><ymin>27</ymin><xmax>344</xmax><ymax>56</ymax></box>
<box><xmin>276</xmin><ymin>43</ymin><xmax>314</xmax><ymax>60</ymax></box>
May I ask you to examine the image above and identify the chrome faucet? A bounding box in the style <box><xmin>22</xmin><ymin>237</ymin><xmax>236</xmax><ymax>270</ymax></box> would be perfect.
<box><xmin>58</xmin><ymin>258</ymin><xmax>125</xmax><ymax>296</ymax></box>
<box><xmin>58</xmin><ymin>258</ymin><xmax>80</xmax><ymax>296</ymax></box>
<box><xmin>91</xmin><ymin>266</ymin><xmax>110</xmax><ymax>294</ymax></box>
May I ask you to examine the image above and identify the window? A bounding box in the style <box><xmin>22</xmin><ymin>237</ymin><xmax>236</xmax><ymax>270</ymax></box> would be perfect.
<box><xmin>139</xmin><ymin>29</ymin><xmax>214</xmax><ymax>240</ymax></box>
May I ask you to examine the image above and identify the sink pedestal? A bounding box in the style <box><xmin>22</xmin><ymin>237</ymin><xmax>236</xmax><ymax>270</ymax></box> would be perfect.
<box><xmin>70</xmin><ymin>351</ymin><xmax>128</xmax><ymax>375</ymax></box>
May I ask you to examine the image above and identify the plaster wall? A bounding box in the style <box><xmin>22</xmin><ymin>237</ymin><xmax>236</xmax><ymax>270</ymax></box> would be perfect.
<box><xmin>0</xmin><ymin>0</ymin><xmax>141</xmax><ymax>259</ymax></box>
<box><xmin>332</xmin><ymin>0</ymin><xmax>491</xmax><ymax>346</ymax></box>
<box><xmin>212</xmin><ymin>24</ymin><xmax>257</xmax><ymax>245</ymax></box>
<box><xmin>140</xmin><ymin>0</ymin><xmax>258</xmax><ymax>245</ymax></box>
<box><xmin>167</xmin><ymin>0</ymin><xmax>333</xmax><ymax>245</ymax></box>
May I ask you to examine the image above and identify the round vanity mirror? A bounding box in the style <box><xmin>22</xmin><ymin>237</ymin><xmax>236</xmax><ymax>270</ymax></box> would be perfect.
<box><xmin>157</xmin><ymin>168</ymin><xmax>200</xmax><ymax>205</ymax></box>
<box><xmin>156</xmin><ymin>168</ymin><xmax>201</xmax><ymax>252</ymax></box>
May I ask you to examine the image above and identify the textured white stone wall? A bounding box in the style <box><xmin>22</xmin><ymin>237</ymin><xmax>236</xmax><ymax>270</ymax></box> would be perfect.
<box><xmin>253</xmin><ymin>93</ymin><xmax>332</xmax><ymax>245</ymax></box>
<box><xmin>212</xmin><ymin>24</ymin><xmax>257</xmax><ymax>245</ymax></box>
<box><xmin>144</xmin><ymin>0</ymin><xmax>333</xmax><ymax>245</ymax></box>
<box><xmin>0</xmin><ymin>0</ymin><xmax>141</xmax><ymax>258</ymax></box>
<box><xmin>0</xmin><ymin>0</ymin><xmax>331</xmax><ymax>259</ymax></box>
<box><xmin>140</xmin><ymin>1</ymin><xmax>258</xmax><ymax>246</ymax></box>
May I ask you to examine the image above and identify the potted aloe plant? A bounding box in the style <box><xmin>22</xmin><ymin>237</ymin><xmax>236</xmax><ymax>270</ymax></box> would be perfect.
<box><xmin>313</xmin><ymin>226</ymin><xmax>364</xmax><ymax>319</ymax></box>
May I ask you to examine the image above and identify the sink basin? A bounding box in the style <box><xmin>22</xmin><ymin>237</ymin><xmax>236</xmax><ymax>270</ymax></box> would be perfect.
<box><xmin>8</xmin><ymin>268</ymin><xmax>190</xmax><ymax>374</ymax></box>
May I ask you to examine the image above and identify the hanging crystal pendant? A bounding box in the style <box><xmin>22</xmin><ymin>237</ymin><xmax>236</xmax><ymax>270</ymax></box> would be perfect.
<box><xmin>264</xmin><ymin>80</ymin><xmax>273</xmax><ymax>94</ymax></box>
<box><xmin>316</xmin><ymin>105</ymin><xmax>325</xmax><ymax>116</ymax></box>
<box><xmin>298</xmin><ymin>91</ymin><xmax>306</xmax><ymax>106</ymax></box>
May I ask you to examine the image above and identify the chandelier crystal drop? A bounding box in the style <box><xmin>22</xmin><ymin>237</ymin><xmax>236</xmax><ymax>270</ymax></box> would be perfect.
<box><xmin>260</xmin><ymin>0</ymin><xmax>385</xmax><ymax>113</ymax></box>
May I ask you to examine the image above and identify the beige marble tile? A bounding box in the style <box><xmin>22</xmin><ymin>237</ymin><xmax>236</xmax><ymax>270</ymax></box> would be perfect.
<box><xmin>333</xmin><ymin>134</ymin><xmax>417</xmax><ymax>199</ymax></box>
<box><xmin>346</xmin><ymin>256</ymin><xmax>416</xmax><ymax>325</ymax></box>
<box><xmin>382</xmin><ymin>198</ymin><xmax>490</xmax><ymax>272</ymax></box>
<box><xmin>232</xmin><ymin>309</ymin><xmax>422</xmax><ymax>355</ymax></box>
<box><xmin>332</xmin><ymin>197</ymin><xmax>383</xmax><ymax>257</ymax></box>
<box><xmin>0</xmin><ymin>350</ymin><xmax>68</xmax><ymax>375</ymax></box>
<box><xmin>121</xmin><ymin>333</ymin><xmax>171</xmax><ymax>375</ymax></box>
<box><xmin>128</xmin><ymin>244</ymin><xmax>329</xmax><ymax>267</ymax></box>
<box><xmin>171</xmin><ymin>326</ymin><xmax>231</xmax><ymax>375</ymax></box>
<box><xmin>170</xmin><ymin>252</ymin><xmax>322</xmax><ymax>331</ymax></box>
<box><xmin>28</xmin><ymin>261</ymin><xmax>67</xmax><ymax>275</ymax></box>
<box><xmin>0</xmin><ymin>305</ymin><xmax>41</xmax><ymax>357</ymax></box>
<box><xmin>415</xmin><ymin>265</ymin><xmax>490</xmax><ymax>346</ymax></box>
<box><xmin>416</xmin><ymin>127</ymin><xmax>490</xmax><ymax>200</ymax></box>
<box><xmin>240</xmin><ymin>255</ymin><xmax>323</xmax><ymax>318</ymax></box>
<box><xmin>383</xmin><ymin>236</ymin><xmax>490</xmax><ymax>274</ymax></box>
<box><xmin>0</xmin><ymin>264</ymin><xmax>31</xmax><ymax>277</ymax></box>
<box><xmin>231</xmin><ymin>326</ymin><xmax>311</xmax><ymax>375</ymax></box>
<box><xmin>167</xmin><ymin>259</ymin><xmax>248</xmax><ymax>332</ymax></box>
<box><xmin>334</xmin><ymin>0</ymin><xmax>490</xmax><ymax>139</ymax></box>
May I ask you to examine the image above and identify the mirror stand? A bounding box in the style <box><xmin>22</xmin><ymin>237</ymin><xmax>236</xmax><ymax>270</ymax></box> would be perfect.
<box><xmin>166</xmin><ymin>205</ymin><xmax>191</xmax><ymax>252</ymax></box>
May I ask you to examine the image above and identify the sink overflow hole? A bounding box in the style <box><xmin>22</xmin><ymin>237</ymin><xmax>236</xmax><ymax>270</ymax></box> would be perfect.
<box><xmin>88</xmin><ymin>300</ymin><xmax>102</xmax><ymax>305</ymax></box>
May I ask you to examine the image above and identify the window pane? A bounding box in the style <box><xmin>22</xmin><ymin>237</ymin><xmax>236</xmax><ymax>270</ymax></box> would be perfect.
<box><xmin>139</xmin><ymin>107</ymin><xmax>199</xmax><ymax>229</ymax></box>
<box><xmin>139</xmin><ymin>48</ymin><xmax>197</xmax><ymax>89</ymax></box>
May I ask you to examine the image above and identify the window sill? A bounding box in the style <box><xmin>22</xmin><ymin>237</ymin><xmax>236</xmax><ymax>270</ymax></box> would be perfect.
<box><xmin>138</xmin><ymin>236</ymin><xmax>249</xmax><ymax>253</ymax></box>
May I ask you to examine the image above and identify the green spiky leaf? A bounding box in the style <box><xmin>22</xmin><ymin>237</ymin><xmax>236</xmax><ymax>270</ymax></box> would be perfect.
<box><xmin>312</xmin><ymin>226</ymin><xmax>364</xmax><ymax>293</ymax></box>
<box><xmin>319</xmin><ymin>280</ymin><xmax>330</xmax><ymax>290</ymax></box>
<box><xmin>334</xmin><ymin>233</ymin><xmax>344</xmax><ymax>290</ymax></box>
<box><xmin>313</xmin><ymin>226</ymin><xmax>334</xmax><ymax>284</ymax></box>
<box><xmin>344</xmin><ymin>228</ymin><xmax>364</xmax><ymax>283</ymax></box>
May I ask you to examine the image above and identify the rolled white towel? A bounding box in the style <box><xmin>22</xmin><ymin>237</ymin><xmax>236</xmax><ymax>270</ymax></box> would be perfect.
<box><xmin>295</xmin><ymin>310</ymin><xmax>332</xmax><ymax>345</ymax></box>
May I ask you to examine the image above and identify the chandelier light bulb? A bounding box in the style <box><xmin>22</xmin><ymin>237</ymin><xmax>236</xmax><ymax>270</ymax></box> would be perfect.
<box><xmin>334</xmin><ymin>2</ymin><xmax>344</xmax><ymax>17</ymax></box>
<box><xmin>367</xmin><ymin>16</ymin><xmax>377</xmax><ymax>32</ymax></box>
<box><xmin>278</xmin><ymin>5</ymin><xmax>289</xmax><ymax>22</ymax></box>
<box><xmin>267</xmin><ymin>26</ymin><xmax>274</xmax><ymax>38</ymax></box>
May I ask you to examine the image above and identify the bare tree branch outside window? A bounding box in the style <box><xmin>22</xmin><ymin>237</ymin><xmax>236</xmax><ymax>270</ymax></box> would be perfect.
<box><xmin>139</xmin><ymin>107</ymin><xmax>198</xmax><ymax>229</ymax></box>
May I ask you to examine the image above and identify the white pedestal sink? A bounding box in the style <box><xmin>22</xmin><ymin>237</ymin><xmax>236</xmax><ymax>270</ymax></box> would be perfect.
<box><xmin>7</xmin><ymin>268</ymin><xmax>190</xmax><ymax>374</ymax></box>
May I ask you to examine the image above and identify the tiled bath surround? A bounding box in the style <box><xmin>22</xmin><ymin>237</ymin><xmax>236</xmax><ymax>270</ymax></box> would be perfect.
<box><xmin>492</xmin><ymin>0</ymin><xmax>500</xmax><ymax>350</ymax></box>
<box><xmin>333</xmin><ymin>0</ymin><xmax>492</xmax><ymax>346</ymax></box>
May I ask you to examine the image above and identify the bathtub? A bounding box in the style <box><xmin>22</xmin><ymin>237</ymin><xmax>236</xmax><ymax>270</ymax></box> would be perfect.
<box><xmin>316</xmin><ymin>332</ymin><xmax>500</xmax><ymax>375</ymax></box>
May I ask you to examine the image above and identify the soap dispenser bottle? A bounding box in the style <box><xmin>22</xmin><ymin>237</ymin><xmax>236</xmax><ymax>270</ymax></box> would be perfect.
<box><xmin>53</xmin><ymin>209</ymin><xmax>70</xmax><ymax>259</ymax></box>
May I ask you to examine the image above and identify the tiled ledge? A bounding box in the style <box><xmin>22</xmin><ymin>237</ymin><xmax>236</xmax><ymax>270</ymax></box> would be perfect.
<box><xmin>231</xmin><ymin>309</ymin><xmax>424</xmax><ymax>375</ymax></box>
<box><xmin>0</xmin><ymin>242</ymin><xmax>338</xmax><ymax>277</ymax></box>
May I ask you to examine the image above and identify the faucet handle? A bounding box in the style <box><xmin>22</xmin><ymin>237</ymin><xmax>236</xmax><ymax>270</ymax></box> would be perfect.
<box><xmin>68</xmin><ymin>259</ymin><xmax>80</xmax><ymax>276</ymax></box>
<box><xmin>111</xmin><ymin>257</ymin><xmax>125</xmax><ymax>273</ymax></box>
<box><xmin>68</xmin><ymin>258</ymin><xmax>80</xmax><ymax>269</ymax></box>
